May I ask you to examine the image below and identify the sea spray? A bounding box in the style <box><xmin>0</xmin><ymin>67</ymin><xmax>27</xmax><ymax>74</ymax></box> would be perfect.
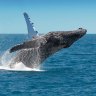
<box><xmin>0</xmin><ymin>47</ymin><xmax>42</xmax><ymax>71</ymax></box>
<box><xmin>11</xmin><ymin>36</ymin><xmax>47</xmax><ymax>68</ymax></box>
<box><xmin>0</xmin><ymin>36</ymin><xmax>47</xmax><ymax>71</ymax></box>
<box><xmin>13</xmin><ymin>47</ymin><xmax>41</xmax><ymax>68</ymax></box>
<box><xmin>0</xmin><ymin>50</ymin><xmax>14</xmax><ymax>66</ymax></box>
<box><xmin>0</xmin><ymin>49</ymin><xmax>18</xmax><ymax>68</ymax></box>
<box><xmin>0</xmin><ymin>49</ymin><xmax>43</xmax><ymax>71</ymax></box>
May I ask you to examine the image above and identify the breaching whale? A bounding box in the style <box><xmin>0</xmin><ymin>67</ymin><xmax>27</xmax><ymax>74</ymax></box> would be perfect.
<box><xmin>10</xmin><ymin>28</ymin><xmax>87</xmax><ymax>68</ymax></box>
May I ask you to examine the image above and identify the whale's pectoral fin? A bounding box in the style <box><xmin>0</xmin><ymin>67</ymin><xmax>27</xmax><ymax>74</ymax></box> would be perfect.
<box><xmin>23</xmin><ymin>12</ymin><xmax>38</xmax><ymax>39</ymax></box>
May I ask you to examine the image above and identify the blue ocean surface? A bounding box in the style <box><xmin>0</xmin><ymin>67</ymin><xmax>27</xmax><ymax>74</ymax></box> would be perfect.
<box><xmin>0</xmin><ymin>34</ymin><xmax>96</xmax><ymax>96</ymax></box>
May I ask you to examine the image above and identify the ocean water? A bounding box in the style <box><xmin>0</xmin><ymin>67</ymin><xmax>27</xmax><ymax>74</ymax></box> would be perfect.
<box><xmin>0</xmin><ymin>34</ymin><xmax>96</xmax><ymax>96</ymax></box>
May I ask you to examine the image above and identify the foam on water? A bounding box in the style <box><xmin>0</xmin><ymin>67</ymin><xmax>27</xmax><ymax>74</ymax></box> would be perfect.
<box><xmin>0</xmin><ymin>62</ymin><xmax>43</xmax><ymax>71</ymax></box>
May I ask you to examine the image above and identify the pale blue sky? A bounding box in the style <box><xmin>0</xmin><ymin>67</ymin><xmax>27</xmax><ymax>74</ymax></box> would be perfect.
<box><xmin>0</xmin><ymin>0</ymin><xmax>96</xmax><ymax>34</ymax></box>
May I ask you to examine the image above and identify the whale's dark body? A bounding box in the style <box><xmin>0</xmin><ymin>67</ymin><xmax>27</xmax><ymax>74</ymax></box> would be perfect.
<box><xmin>10</xmin><ymin>28</ymin><xmax>87</xmax><ymax>68</ymax></box>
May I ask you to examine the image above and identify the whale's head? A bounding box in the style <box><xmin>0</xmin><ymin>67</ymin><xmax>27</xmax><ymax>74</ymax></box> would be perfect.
<box><xmin>44</xmin><ymin>28</ymin><xmax>87</xmax><ymax>49</ymax></box>
<box><xmin>64</xmin><ymin>28</ymin><xmax>87</xmax><ymax>47</ymax></box>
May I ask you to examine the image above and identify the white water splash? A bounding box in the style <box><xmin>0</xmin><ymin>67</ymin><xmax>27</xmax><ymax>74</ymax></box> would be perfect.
<box><xmin>0</xmin><ymin>50</ymin><xmax>44</xmax><ymax>71</ymax></box>
<box><xmin>0</xmin><ymin>62</ymin><xmax>43</xmax><ymax>71</ymax></box>
<box><xmin>0</xmin><ymin>36</ymin><xmax>47</xmax><ymax>71</ymax></box>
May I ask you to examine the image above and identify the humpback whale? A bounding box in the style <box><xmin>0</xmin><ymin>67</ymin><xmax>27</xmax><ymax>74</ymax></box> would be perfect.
<box><xmin>10</xmin><ymin>28</ymin><xmax>87</xmax><ymax>68</ymax></box>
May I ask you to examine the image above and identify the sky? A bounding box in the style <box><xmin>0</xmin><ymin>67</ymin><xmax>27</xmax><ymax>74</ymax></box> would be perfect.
<box><xmin>0</xmin><ymin>0</ymin><xmax>96</xmax><ymax>34</ymax></box>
